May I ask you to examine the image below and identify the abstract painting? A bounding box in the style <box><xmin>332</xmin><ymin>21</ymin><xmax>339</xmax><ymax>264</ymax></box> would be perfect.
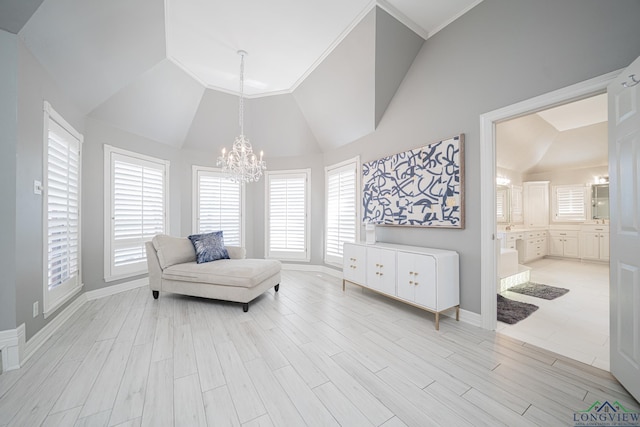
<box><xmin>362</xmin><ymin>134</ymin><xmax>464</xmax><ymax>228</ymax></box>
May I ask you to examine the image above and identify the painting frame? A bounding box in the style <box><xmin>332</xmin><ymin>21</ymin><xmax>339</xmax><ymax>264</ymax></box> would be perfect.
<box><xmin>362</xmin><ymin>134</ymin><xmax>465</xmax><ymax>229</ymax></box>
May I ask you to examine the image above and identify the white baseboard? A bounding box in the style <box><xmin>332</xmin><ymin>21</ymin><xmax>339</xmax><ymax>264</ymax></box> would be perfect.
<box><xmin>0</xmin><ymin>324</ymin><xmax>24</xmax><ymax>372</ymax></box>
<box><xmin>22</xmin><ymin>293</ymin><xmax>87</xmax><ymax>366</ymax></box>
<box><xmin>85</xmin><ymin>277</ymin><xmax>148</xmax><ymax>301</ymax></box>
<box><xmin>281</xmin><ymin>263</ymin><xmax>343</xmax><ymax>279</ymax></box>
<box><xmin>441</xmin><ymin>307</ymin><xmax>483</xmax><ymax>327</ymax></box>
<box><xmin>19</xmin><ymin>277</ymin><xmax>149</xmax><ymax>368</ymax></box>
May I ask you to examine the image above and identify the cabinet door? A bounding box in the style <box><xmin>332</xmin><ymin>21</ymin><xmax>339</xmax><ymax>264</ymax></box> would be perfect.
<box><xmin>564</xmin><ymin>236</ymin><xmax>579</xmax><ymax>258</ymax></box>
<box><xmin>549</xmin><ymin>235</ymin><xmax>564</xmax><ymax>256</ymax></box>
<box><xmin>412</xmin><ymin>255</ymin><xmax>437</xmax><ymax>310</ymax></box>
<box><xmin>524</xmin><ymin>182</ymin><xmax>549</xmax><ymax>227</ymax></box>
<box><xmin>343</xmin><ymin>244</ymin><xmax>367</xmax><ymax>284</ymax></box>
<box><xmin>397</xmin><ymin>252</ymin><xmax>416</xmax><ymax>302</ymax></box>
<box><xmin>367</xmin><ymin>247</ymin><xmax>396</xmax><ymax>295</ymax></box>
<box><xmin>397</xmin><ymin>252</ymin><xmax>436</xmax><ymax>309</ymax></box>
<box><xmin>581</xmin><ymin>232</ymin><xmax>600</xmax><ymax>259</ymax></box>
<box><xmin>524</xmin><ymin>238</ymin><xmax>537</xmax><ymax>261</ymax></box>
<box><xmin>600</xmin><ymin>233</ymin><xmax>610</xmax><ymax>260</ymax></box>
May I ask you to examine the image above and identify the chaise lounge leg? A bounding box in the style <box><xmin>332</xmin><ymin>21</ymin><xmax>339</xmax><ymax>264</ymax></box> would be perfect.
<box><xmin>274</xmin><ymin>284</ymin><xmax>280</xmax><ymax>292</ymax></box>
<box><xmin>242</xmin><ymin>303</ymin><xmax>249</xmax><ymax>312</ymax></box>
<box><xmin>152</xmin><ymin>290</ymin><xmax>159</xmax><ymax>299</ymax></box>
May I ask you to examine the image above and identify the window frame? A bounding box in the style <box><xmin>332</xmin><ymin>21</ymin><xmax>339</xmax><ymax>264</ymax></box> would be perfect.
<box><xmin>552</xmin><ymin>184</ymin><xmax>588</xmax><ymax>222</ymax></box>
<box><xmin>191</xmin><ymin>165</ymin><xmax>245</xmax><ymax>247</ymax></box>
<box><xmin>103</xmin><ymin>145</ymin><xmax>170</xmax><ymax>282</ymax></box>
<box><xmin>42</xmin><ymin>101</ymin><xmax>83</xmax><ymax>318</ymax></box>
<box><xmin>324</xmin><ymin>157</ymin><xmax>360</xmax><ymax>267</ymax></box>
<box><xmin>265</xmin><ymin>169</ymin><xmax>311</xmax><ymax>262</ymax></box>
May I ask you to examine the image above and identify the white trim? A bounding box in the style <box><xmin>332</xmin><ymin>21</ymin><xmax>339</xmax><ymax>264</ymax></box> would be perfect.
<box><xmin>42</xmin><ymin>101</ymin><xmax>83</xmax><ymax>317</ymax></box>
<box><xmin>324</xmin><ymin>156</ymin><xmax>361</xmax><ymax>266</ymax></box>
<box><xmin>43</xmin><ymin>283</ymin><xmax>83</xmax><ymax>319</ymax></box>
<box><xmin>191</xmin><ymin>165</ymin><xmax>246</xmax><ymax>247</ymax></box>
<box><xmin>23</xmin><ymin>293</ymin><xmax>87</xmax><ymax>365</ymax></box>
<box><xmin>282</xmin><ymin>263</ymin><xmax>343</xmax><ymax>279</ymax></box>
<box><xmin>0</xmin><ymin>324</ymin><xmax>24</xmax><ymax>372</ymax></box>
<box><xmin>85</xmin><ymin>278</ymin><xmax>149</xmax><ymax>301</ymax></box>
<box><xmin>479</xmin><ymin>70</ymin><xmax>620</xmax><ymax>331</ymax></box>
<box><xmin>104</xmin><ymin>145</ymin><xmax>170</xmax><ymax>282</ymax></box>
<box><xmin>376</xmin><ymin>0</ymin><xmax>428</xmax><ymax>39</ymax></box>
<box><xmin>43</xmin><ymin>101</ymin><xmax>84</xmax><ymax>143</ymax></box>
<box><xmin>441</xmin><ymin>308</ymin><xmax>483</xmax><ymax>328</ymax></box>
<box><xmin>265</xmin><ymin>169</ymin><xmax>311</xmax><ymax>262</ymax></box>
<box><xmin>21</xmin><ymin>277</ymin><xmax>150</xmax><ymax>368</ymax></box>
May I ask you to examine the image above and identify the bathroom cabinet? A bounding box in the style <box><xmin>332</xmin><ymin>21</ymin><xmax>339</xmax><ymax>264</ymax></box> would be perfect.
<box><xmin>581</xmin><ymin>225</ymin><xmax>609</xmax><ymax>261</ymax></box>
<box><xmin>548</xmin><ymin>230</ymin><xmax>579</xmax><ymax>258</ymax></box>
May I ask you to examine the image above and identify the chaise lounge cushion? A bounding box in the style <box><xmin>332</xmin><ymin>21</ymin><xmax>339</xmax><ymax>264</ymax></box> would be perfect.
<box><xmin>152</xmin><ymin>234</ymin><xmax>196</xmax><ymax>269</ymax></box>
<box><xmin>162</xmin><ymin>258</ymin><xmax>281</xmax><ymax>289</ymax></box>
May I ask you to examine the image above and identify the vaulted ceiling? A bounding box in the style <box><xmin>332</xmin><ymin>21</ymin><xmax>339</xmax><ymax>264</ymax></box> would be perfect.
<box><xmin>2</xmin><ymin>0</ymin><xmax>481</xmax><ymax>156</ymax></box>
<box><xmin>497</xmin><ymin>93</ymin><xmax>608</xmax><ymax>175</ymax></box>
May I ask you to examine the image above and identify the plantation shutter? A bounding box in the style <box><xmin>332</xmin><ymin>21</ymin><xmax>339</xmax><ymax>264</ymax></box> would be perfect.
<box><xmin>105</xmin><ymin>146</ymin><xmax>168</xmax><ymax>280</ymax></box>
<box><xmin>496</xmin><ymin>189</ymin><xmax>506</xmax><ymax>222</ymax></box>
<box><xmin>325</xmin><ymin>163</ymin><xmax>357</xmax><ymax>264</ymax></box>
<box><xmin>555</xmin><ymin>186</ymin><xmax>586</xmax><ymax>221</ymax></box>
<box><xmin>267</xmin><ymin>171</ymin><xmax>309</xmax><ymax>260</ymax></box>
<box><xmin>47</xmin><ymin>120</ymin><xmax>80</xmax><ymax>291</ymax></box>
<box><xmin>196</xmin><ymin>169</ymin><xmax>242</xmax><ymax>246</ymax></box>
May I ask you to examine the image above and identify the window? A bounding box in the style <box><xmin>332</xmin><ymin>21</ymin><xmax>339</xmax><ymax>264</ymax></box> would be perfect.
<box><xmin>325</xmin><ymin>158</ymin><xmax>359</xmax><ymax>265</ymax></box>
<box><xmin>496</xmin><ymin>187</ymin><xmax>508</xmax><ymax>223</ymax></box>
<box><xmin>553</xmin><ymin>185</ymin><xmax>587</xmax><ymax>222</ymax></box>
<box><xmin>43</xmin><ymin>102</ymin><xmax>83</xmax><ymax>317</ymax></box>
<box><xmin>192</xmin><ymin>166</ymin><xmax>244</xmax><ymax>246</ymax></box>
<box><xmin>265</xmin><ymin>169</ymin><xmax>310</xmax><ymax>261</ymax></box>
<box><xmin>104</xmin><ymin>145</ymin><xmax>169</xmax><ymax>281</ymax></box>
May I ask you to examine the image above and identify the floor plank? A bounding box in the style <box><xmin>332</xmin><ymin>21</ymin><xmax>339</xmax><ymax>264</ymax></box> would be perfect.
<box><xmin>0</xmin><ymin>271</ymin><xmax>637</xmax><ymax>426</ymax></box>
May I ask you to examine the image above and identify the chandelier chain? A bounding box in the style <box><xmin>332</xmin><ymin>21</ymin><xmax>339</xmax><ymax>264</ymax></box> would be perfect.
<box><xmin>216</xmin><ymin>50</ymin><xmax>266</xmax><ymax>183</ymax></box>
<box><xmin>238</xmin><ymin>52</ymin><xmax>245</xmax><ymax>134</ymax></box>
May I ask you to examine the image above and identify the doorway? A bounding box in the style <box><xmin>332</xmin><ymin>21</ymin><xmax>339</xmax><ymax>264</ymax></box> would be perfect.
<box><xmin>494</xmin><ymin>95</ymin><xmax>609</xmax><ymax>368</ymax></box>
<box><xmin>479</xmin><ymin>70</ymin><xmax>619</xmax><ymax>366</ymax></box>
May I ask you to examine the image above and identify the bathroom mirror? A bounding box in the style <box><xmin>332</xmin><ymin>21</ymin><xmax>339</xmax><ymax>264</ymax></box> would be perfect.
<box><xmin>591</xmin><ymin>184</ymin><xmax>609</xmax><ymax>220</ymax></box>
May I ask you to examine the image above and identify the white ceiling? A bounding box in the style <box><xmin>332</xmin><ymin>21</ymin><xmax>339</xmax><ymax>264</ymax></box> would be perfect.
<box><xmin>8</xmin><ymin>0</ymin><xmax>481</xmax><ymax>152</ymax></box>
<box><xmin>166</xmin><ymin>0</ymin><xmax>482</xmax><ymax>96</ymax></box>
<box><xmin>497</xmin><ymin>94</ymin><xmax>608</xmax><ymax>174</ymax></box>
<box><xmin>536</xmin><ymin>93</ymin><xmax>607</xmax><ymax>132</ymax></box>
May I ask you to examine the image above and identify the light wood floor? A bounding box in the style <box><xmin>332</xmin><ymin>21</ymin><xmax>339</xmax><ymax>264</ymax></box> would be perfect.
<box><xmin>1</xmin><ymin>270</ymin><xmax>638</xmax><ymax>427</ymax></box>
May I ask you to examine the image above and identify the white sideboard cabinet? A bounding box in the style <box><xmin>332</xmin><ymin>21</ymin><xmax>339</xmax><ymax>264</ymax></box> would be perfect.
<box><xmin>343</xmin><ymin>242</ymin><xmax>460</xmax><ymax>330</ymax></box>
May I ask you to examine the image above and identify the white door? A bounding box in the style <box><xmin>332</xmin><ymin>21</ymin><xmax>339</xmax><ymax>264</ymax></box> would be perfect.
<box><xmin>608</xmin><ymin>56</ymin><xmax>640</xmax><ymax>402</ymax></box>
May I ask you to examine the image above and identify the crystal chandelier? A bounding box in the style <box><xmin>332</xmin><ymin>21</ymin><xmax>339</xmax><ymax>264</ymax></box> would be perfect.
<box><xmin>217</xmin><ymin>50</ymin><xmax>266</xmax><ymax>183</ymax></box>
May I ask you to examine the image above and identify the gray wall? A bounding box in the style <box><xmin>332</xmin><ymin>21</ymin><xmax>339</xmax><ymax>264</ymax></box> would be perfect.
<box><xmin>374</xmin><ymin>8</ymin><xmax>424</xmax><ymax>127</ymax></box>
<box><xmin>0</xmin><ymin>30</ymin><xmax>18</xmax><ymax>331</ymax></box>
<box><xmin>15</xmin><ymin>39</ymin><xmax>85</xmax><ymax>338</ymax></box>
<box><xmin>82</xmin><ymin>118</ymin><xmax>184</xmax><ymax>293</ymax></box>
<box><xmin>323</xmin><ymin>0</ymin><xmax>640</xmax><ymax>313</ymax></box>
<box><xmin>5</xmin><ymin>0</ymin><xmax>640</xmax><ymax>341</ymax></box>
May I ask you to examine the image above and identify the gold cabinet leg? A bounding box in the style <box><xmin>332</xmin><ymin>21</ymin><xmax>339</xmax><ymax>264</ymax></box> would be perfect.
<box><xmin>435</xmin><ymin>312</ymin><xmax>440</xmax><ymax>330</ymax></box>
<box><xmin>342</xmin><ymin>280</ymin><xmax>345</xmax><ymax>291</ymax></box>
<box><xmin>456</xmin><ymin>305</ymin><xmax>460</xmax><ymax>321</ymax></box>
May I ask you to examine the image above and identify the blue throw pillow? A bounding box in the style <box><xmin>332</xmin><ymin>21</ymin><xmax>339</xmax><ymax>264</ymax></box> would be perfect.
<box><xmin>188</xmin><ymin>231</ymin><xmax>230</xmax><ymax>264</ymax></box>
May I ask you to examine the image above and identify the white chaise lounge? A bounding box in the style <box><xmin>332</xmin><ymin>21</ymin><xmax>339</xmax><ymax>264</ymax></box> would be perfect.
<box><xmin>145</xmin><ymin>234</ymin><xmax>281</xmax><ymax>312</ymax></box>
